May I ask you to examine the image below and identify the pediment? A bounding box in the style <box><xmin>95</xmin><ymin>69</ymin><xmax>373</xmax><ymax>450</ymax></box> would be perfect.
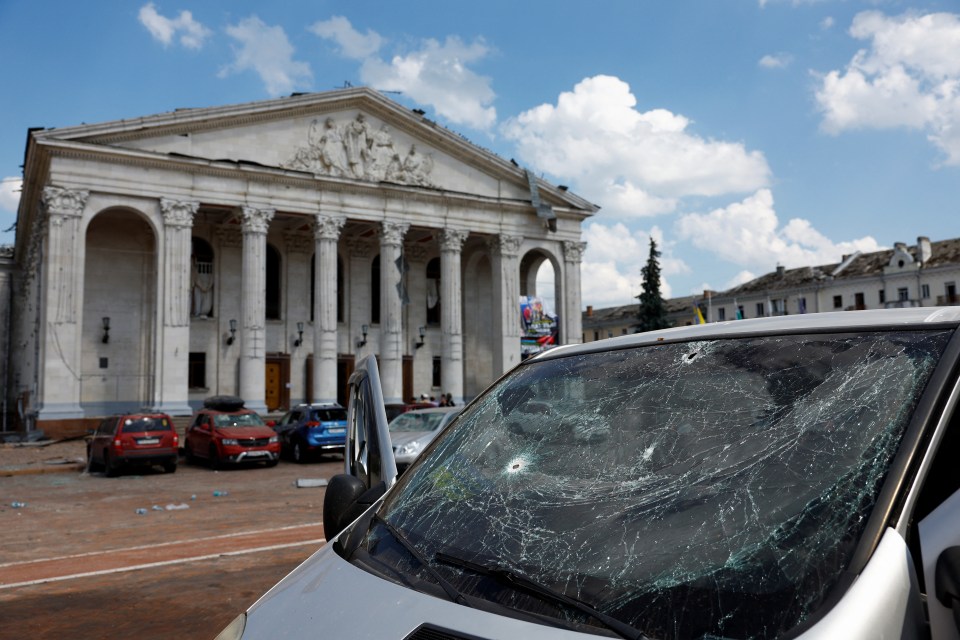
<box><xmin>42</xmin><ymin>88</ymin><xmax>594</xmax><ymax>212</ymax></box>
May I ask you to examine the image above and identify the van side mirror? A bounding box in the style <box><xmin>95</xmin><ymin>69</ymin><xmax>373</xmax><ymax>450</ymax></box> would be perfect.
<box><xmin>935</xmin><ymin>546</ymin><xmax>960</xmax><ymax>631</ymax></box>
<box><xmin>323</xmin><ymin>473</ymin><xmax>385</xmax><ymax>540</ymax></box>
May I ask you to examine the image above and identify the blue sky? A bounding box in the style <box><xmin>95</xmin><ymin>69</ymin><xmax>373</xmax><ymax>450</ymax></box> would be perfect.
<box><xmin>2</xmin><ymin>0</ymin><xmax>959</xmax><ymax>310</ymax></box>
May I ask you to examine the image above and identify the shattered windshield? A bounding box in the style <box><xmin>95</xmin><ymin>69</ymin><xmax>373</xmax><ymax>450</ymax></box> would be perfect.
<box><xmin>389</xmin><ymin>411</ymin><xmax>450</xmax><ymax>433</ymax></box>
<box><xmin>363</xmin><ymin>330</ymin><xmax>951</xmax><ymax>639</ymax></box>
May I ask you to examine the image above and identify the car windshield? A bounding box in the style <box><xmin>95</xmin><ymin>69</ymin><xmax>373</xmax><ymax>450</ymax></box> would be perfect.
<box><xmin>366</xmin><ymin>330</ymin><xmax>951</xmax><ymax>639</ymax></box>
<box><xmin>311</xmin><ymin>409</ymin><xmax>346</xmax><ymax>423</ymax></box>
<box><xmin>121</xmin><ymin>417</ymin><xmax>170</xmax><ymax>432</ymax></box>
<box><xmin>213</xmin><ymin>413</ymin><xmax>265</xmax><ymax>428</ymax></box>
<box><xmin>389</xmin><ymin>411</ymin><xmax>449</xmax><ymax>433</ymax></box>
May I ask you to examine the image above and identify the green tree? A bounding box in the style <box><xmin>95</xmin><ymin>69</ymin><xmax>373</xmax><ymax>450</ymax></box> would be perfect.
<box><xmin>637</xmin><ymin>237</ymin><xmax>669</xmax><ymax>332</ymax></box>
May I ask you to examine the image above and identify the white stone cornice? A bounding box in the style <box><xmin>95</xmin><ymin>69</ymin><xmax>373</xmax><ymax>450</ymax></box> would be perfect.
<box><xmin>439</xmin><ymin>228</ymin><xmax>469</xmax><ymax>253</ymax></box>
<box><xmin>563</xmin><ymin>240</ymin><xmax>587</xmax><ymax>264</ymax></box>
<box><xmin>489</xmin><ymin>234</ymin><xmax>523</xmax><ymax>258</ymax></box>
<box><xmin>41</xmin><ymin>186</ymin><xmax>88</xmax><ymax>218</ymax></box>
<box><xmin>379</xmin><ymin>221</ymin><xmax>409</xmax><ymax>247</ymax></box>
<box><xmin>314</xmin><ymin>214</ymin><xmax>346</xmax><ymax>241</ymax></box>
<box><xmin>240</xmin><ymin>207</ymin><xmax>275</xmax><ymax>235</ymax></box>
<box><xmin>160</xmin><ymin>198</ymin><xmax>199</xmax><ymax>228</ymax></box>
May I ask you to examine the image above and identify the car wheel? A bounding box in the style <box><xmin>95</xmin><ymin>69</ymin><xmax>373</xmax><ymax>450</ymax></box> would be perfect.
<box><xmin>208</xmin><ymin>445</ymin><xmax>221</xmax><ymax>470</ymax></box>
<box><xmin>103</xmin><ymin>451</ymin><xmax>119</xmax><ymax>477</ymax></box>
<box><xmin>184</xmin><ymin>446</ymin><xmax>196</xmax><ymax>465</ymax></box>
<box><xmin>293</xmin><ymin>440</ymin><xmax>307</xmax><ymax>464</ymax></box>
<box><xmin>163</xmin><ymin>460</ymin><xmax>177</xmax><ymax>474</ymax></box>
<box><xmin>86</xmin><ymin>445</ymin><xmax>101</xmax><ymax>472</ymax></box>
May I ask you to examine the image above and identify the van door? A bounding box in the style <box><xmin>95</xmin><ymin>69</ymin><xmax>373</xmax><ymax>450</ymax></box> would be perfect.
<box><xmin>344</xmin><ymin>355</ymin><xmax>397</xmax><ymax>490</ymax></box>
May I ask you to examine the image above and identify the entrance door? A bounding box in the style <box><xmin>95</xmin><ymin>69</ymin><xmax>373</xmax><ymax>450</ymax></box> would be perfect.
<box><xmin>265</xmin><ymin>362</ymin><xmax>282</xmax><ymax>412</ymax></box>
<box><xmin>265</xmin><ymin>354</ymin><xmax>290</xmax><ymax>412</ymax></box>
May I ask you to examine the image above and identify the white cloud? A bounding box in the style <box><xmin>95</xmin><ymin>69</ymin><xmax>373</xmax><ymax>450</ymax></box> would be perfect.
<box><xmin>0</xmin><ymin>177</ymin><xmax>21</xmax><ymax>212</ymax></box>
<box><xmin>675</xmin><ymin>189</ymin><xmax>881</xmax><ymax>270</ymax></box>
<box><xmin>725</xmin><ymin>270</ymin><xmax>757</xmax><ymax>288</ymax></box>
<box><xmin>307</xmin><ymin>17</ymin><xmax>496</xmax><ymax>130</ymax></box>
<box><xmin>220</xmin><ymin>16</ymin><xmax>312</xmax><ymax>97</ymax></box>
<box><xmin>759</xmin><ymin>53</ymin><xmax>793</xmax><ymax>69</ymax></box>
<box><xmin>308</xmin><ymin>16</ymin><xmax>384</xmax><ymax>59</ymax></box>
<box><xmin>815</xmin><ymin>10</ymin><xmax>960</xmax><ymax>164</ymax></box>
<box><xmin>138</xmin><ymin>3</ymin><xmax>211</xmax><ymax>50</ymax></box>
<box><xmin>501</xmin><ymin>75</ymin><xmax>771</xmax><ymax>218</ymax></box>
<box><xmin>821</xmin><ymin>16</ymin><xmax>835</xmax><ymax>30</ymax></box>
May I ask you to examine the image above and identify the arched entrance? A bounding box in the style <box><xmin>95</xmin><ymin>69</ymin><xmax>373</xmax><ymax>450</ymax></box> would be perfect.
<box><xmin>81</xmin><ymin>209</ymin><xmax>157</xmax><ymax>414</ymax></box>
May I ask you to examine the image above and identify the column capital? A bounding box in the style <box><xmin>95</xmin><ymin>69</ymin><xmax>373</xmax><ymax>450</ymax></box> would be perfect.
<box><xmin>314</xmin><ymin>214</ymin><xmax>346</xmax><ymax>240</ymax></box>
<box><xmin>379</xmin><ymin>221</ymin><xmax>409</xmax><ymax>247</ymax></box>
<box><xmin>439</xmin><ymin>228</ymin><xmax>469</xmax><ymax>253</ymax></box>
<box><xmin>160</xmin><ymin>198</ymin><xmax>199</xmax><ymax>228</ymax></box>
<box><xmin>563</xmin><ymin>240</ymin><xmax>587</xmax><ymax>264</ymax></box>
<box><xmin>240</xmin><ymin>206</ymin><xmax>275</xmax><ymax>234</ymax></box>
<box><xmin>489</xmin><ymin>234</ymin><xmax>523</xmax><ymax>258</ymax></box>
<box><xmin>42</xmin><ymin>186</ymin><xmax>88</xmax><ymax>219</ymax></box>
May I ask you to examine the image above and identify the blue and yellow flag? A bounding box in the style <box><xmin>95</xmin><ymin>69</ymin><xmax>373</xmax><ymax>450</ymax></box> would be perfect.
<box><xmin>694</xmin><ymin>304</ymin><xmax>706</xmax><ymax>324</ymax></box>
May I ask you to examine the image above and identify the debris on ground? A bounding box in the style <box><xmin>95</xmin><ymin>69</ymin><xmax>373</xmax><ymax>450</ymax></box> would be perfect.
<box><xmin>295</xmin><ymin>478</ymin><xmax>328</xmax><ymax>488</ymax></box>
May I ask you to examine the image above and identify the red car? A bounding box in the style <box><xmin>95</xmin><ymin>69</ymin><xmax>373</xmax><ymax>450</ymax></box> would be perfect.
<box><xmin>87</xmin><ymin>412</ymin><xmax>179</xmax><ymax>476</ymax></box>
<box><xmin>184</xmin><ymin>396</ymin><xmax>280</xmax><ymax>469</ymax></box>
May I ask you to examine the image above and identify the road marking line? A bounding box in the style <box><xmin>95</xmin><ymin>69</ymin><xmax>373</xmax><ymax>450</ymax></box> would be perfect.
<box><xmin>0</xmin><ymin>522</ymin><xmax>324</xmax><ymax>569</ymax></box>
<box><xmin>0</xmin><ymin>539</ymin><xmax>327</xmax><ymax>590</ymax></box>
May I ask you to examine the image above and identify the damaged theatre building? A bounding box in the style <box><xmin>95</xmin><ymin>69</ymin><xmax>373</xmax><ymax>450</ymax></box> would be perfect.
<box><xmin>2</xmin><ymin>87</ymin><xmax>594</xmax><ymax>437</ymax></box>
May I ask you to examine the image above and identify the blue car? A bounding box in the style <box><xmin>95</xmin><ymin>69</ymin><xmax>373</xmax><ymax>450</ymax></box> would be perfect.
<box><xmin>274</xmin><ymin>403</ymin><xmax>347</xmax><ymax>463</ymax></box>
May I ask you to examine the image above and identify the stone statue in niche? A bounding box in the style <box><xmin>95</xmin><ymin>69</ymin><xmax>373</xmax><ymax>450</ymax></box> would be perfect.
<box><xmin>285</xmin><ymin>113</ymin><xmax>435</xmax><ymax>187</ymax></box>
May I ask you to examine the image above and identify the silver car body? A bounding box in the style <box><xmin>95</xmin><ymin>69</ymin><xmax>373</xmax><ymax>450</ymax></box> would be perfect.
<box><xmin>389</xmin><ymin>406</ymin><xmax>462</xmax><ymax>470</ymax></box>
<box><xmin>225</xmin><ymin>308</ymin><xmax>960</xmax><ymax>640</ymax></box>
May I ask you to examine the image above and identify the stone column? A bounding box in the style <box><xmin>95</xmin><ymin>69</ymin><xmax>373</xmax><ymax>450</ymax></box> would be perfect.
<box><xmin>153</xmin><ymin>198</ymin><xmax>198</xmax><ymax>415</ymax></box>
<box><xmin>490</xmin><ymin>234</ymin><xmax>523</xmax><ymax>375</ymax></box>
<box><xmin>378</xmin><ymin>221</ymin><xmax>409</xmax><ymax>404</ymax></box>
<box><xmin>439</xmin><ymin>228</ymin><xmax>468</xmax><ymax>405</ymax></box>
<box><xmin>239</xmin><ymin>206</ymin><xmax>274</xmax><ymax>413</ymax></box>
<box><xmin>313</xmin><ymin>214</ymin><xmax>345</xmax><ymax>404</ymax></box>
<box><xmin>36</xmin><ymin>186</ymin><xmax>88</xmax><ymax>421</ymax></box>
<box><xmin>562</xmin><ymin>241</ymin><xmax>587</xmax><ymax>346</ymax></box>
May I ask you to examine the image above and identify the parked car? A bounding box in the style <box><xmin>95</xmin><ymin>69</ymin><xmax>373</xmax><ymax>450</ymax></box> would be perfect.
<box><xmin>219</xmin><ymin>308</ymin><xmax>960</xmax><ymax>640</ymax></box>
<box><xmin>389</xmin><ymin>406</ymin><xmax>461</xmax><ymax>472</ymax></box>
<box><xmin>86</xmin><ymin>412</ymin><xmax>178</xmax><ymax>476</ymax></box>
<box><xmin>274</xmin><ymin>403</ymin><xmax>348</xmax><ymax>463</ymax></box>
<box><xmin>184</xmin><ymin>396</ymin><xmax>280</xmax><ymax>469</ymax></box>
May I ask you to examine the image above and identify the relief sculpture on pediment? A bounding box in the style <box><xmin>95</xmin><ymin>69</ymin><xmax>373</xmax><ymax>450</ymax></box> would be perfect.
<box><xmin>285</xmin><ymin>113</ymin><xmax>435</xmax><ymax>188</ymax></box>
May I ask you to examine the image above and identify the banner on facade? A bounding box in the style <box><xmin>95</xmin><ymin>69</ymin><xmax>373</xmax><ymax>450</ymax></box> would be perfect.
<box><xmin>520</xmin><ymin>296</ymin><xmax>558</xmax><ymax>358</ymax></box>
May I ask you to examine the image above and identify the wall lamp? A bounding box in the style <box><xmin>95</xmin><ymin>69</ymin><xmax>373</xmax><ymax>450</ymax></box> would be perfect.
<box><xmin>356</xmin><ymin>324</ymin><xmax>368</xmax><ymax>349</ymax></box>
<box><xmin>294</xmin><ymin>322</ymin><xmax>304</xmax><ymax>347</ymax></box>
<box><xmin>226</xmin><ymin>319</ymin><xmax>237</xmax><ymax>345</ymax></box>
<box><xmin>414</xmin><ymin>326</ymin><xmax>426</xmax><ymax>349</ymax></box>
<box><xmin>101</xmin><ymin>317</ymin><xmax>110</xmax><ymax>344</ymax></box>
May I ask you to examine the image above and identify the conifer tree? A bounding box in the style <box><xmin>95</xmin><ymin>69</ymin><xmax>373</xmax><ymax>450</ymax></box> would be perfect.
<box><xmin>637</xmin><ymin>237</ymin><xmax>669</xmax><ymax>332</ymax></box>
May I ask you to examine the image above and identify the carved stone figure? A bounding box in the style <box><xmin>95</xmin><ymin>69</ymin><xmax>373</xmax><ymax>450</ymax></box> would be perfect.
<box><xmin>345</xmin><ymin>113</ymin><xmax>371</xmax><ymax>179</ymax></box>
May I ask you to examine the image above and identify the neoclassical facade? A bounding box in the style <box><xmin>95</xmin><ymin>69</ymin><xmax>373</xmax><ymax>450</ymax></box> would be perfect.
<box><xmin>6</xmin><ymin>88</ymin><xmax>595</xmax><ymax>434</ymax></box>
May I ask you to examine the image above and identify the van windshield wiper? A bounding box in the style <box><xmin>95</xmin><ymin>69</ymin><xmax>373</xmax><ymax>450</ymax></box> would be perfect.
<box><xmin>434</xmin><ymin>550</ymin><xmax>652</xmax><ymax>640</ymax></box>
<box><xmin>372</xmin><ymin>513</ymin><xmax>472</xmax><ymax>608</ymax></box>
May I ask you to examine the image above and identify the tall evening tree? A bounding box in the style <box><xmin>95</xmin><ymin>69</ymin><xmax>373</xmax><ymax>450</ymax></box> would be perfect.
<box><xmin>637</xmin><ymin>237</ymin><xmax>669</xmax><ymax>332</ymax></box>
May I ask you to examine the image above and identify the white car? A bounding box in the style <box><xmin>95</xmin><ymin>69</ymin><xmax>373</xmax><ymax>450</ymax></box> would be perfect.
<box><xmin>389</xmin><ymin>406</ymin><xmax>462</xmax><ymax>472</ymax></box>
<box><xmin>218</xmin><ymin>308</ymin><xmax>960</xmax><ymax>640</ymax></box>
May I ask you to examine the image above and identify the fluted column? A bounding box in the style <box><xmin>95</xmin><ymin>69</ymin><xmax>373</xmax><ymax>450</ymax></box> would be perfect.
<box><xmin>562</xmin><ymin>241</ymin><xmax>587</xmax><ymax>346</ymax></box>
<box><xmin>439</xmin><ymin>228</ymin><xmax>468</xmax><ymax>405</ymax></box>
<box><xmin>153</xmin><ymin>198</ymin><xmax>198</xmax><ymax>414</ymax></box>
<box><xmin>37</xmin><ymin>186</ymin><xmax>88</xmax><ymax>420</ymax></box>
<box><xmin>379</xmin><ymin>221</ymin><xmax>409</xmax><ymax>403</ymax></box>
<box><xmin>490</xmin><ymin>234</ymin><xmax>523</xmax><ymax>375</ymax></box>
<box><xmin>239</xmin><ymin>206</ymin><xmax>274</xmax><ymax>413</ymax></box>
<box><xmin>313</xmin><ymin>214</ymin><xmax>345</xmax><ymax>403</ymax></box>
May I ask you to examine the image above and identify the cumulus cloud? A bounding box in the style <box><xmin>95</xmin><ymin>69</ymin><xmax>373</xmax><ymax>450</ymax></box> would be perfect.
<box><xmin>821</xmin><ymin>16</ymin><xmax>835</xmax><ymax>30</ymax></box>
<box><xmin>220</xmin><ymin>16</ymin><xmax>312</xmax><ymax>96</ymax></box>
<box><xmin>675</xmin><ymin>189</ymin><xmax>881</xmax><ymax>270</ymax></box>
<box><xmin>138</xmin><ymin>3</ymin><xmax>211</xmax><ymax>50</ymax></box>
<box><xmin>308</xmin><ymin>16</ymin><xmax>384</xmax><ymax>59</ymax></box>
<box><xmin>308</xmin><ymin>16</ymin><xmax>496</xmax><ymax>129</ymax></box>
<box><xmin>759</xmin><ymin>53</ymin><xmax>793</xmax><ymax>69</ymax></box>
<box><xmin>815</xmin><ymin>10</ymin><xmax>960</xmax><ymax>164</ymax></box>
<box><xmin>501</xmin><ymin>75</ymin><xmax>771</xmax><ymax>218</ymax></box>
<box><xmin>0</xmin><ymin>177</ymin><xmax>21</xmax><ymax>212</ymax></box>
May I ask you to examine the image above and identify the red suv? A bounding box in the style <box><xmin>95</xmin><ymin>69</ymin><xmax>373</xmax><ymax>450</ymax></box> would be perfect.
<box><xmin>87</xmin><ymin>412</ymin><xmax>179</xmax><ymax>476</ymax></box>
<box><xmin>184</xmin><ymin>396</ymin><xmax>280</xmax><ymax>469</ymax></box>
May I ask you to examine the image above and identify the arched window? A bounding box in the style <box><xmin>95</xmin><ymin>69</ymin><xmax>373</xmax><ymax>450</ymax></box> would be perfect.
<box><xmin>310</xmin><ymin>254</ymin><xmax>345</xmax><ymax>323</ymax></box>
<box><xmin>371</xmin><ymin>255</ymin><xmax>381</xmax><ymax>324</ymax></box>
<box><xmin>191</xmin><ymin>237</ymin><xmax>214</xmax><ymax>317</ymax></box>
<box><xmin>266</xmin><ymin>243</ymin><xmax>281</xmax><ymax>320</ymax></box>
<box><xmin>426</xmin><ymin>257</ymin><xmax>441</xmax><ymax>325</ymax></box>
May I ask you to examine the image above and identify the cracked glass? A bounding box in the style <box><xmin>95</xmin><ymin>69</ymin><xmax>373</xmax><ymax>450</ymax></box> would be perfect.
<box><xmin>358</xmin><ymin>330</ymin><xmax>951</xmax><ymax>639</ymax></box>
